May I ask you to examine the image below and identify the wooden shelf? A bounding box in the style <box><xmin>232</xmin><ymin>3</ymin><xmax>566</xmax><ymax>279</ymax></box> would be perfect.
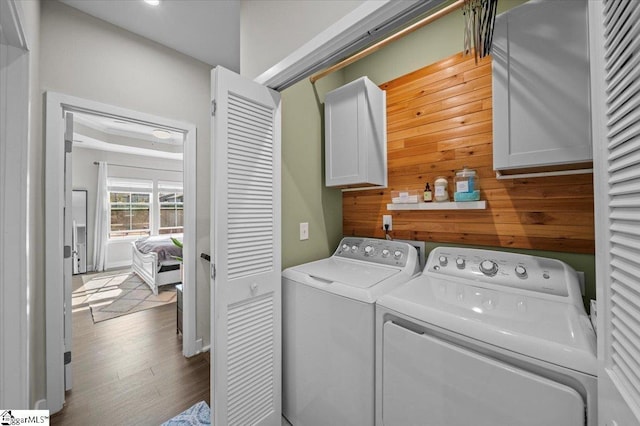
<box><xmin>386</xmin><ymin>201</ymin><xmax>486</xmax><ymax>211</ymax></box>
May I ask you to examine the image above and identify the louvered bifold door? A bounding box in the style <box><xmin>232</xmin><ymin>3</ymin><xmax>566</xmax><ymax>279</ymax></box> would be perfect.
<box><xmin>211</xmin><ymin>66</ymin><xmax>282</xmax><ymax>426</ymax></box>
<box><xmin>594</xmin><ymin>0</ymin><xmax>640</xmax><ymax>424</ymax></box>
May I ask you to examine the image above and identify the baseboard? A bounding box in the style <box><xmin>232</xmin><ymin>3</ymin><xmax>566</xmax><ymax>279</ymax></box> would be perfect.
<box><xmin>106</xmin><ymin>260</ymin><xmax>132</xmax><ymax>270</ymax></box>
<box><xmin>201</xmin><ymin>344</ymin><xmax>211</xmax><ymax>353</ymax></box>
<box><xmin>34</xmin><ymin>399</ymin><xmax>47</xmax><ymax>410</ymax></box>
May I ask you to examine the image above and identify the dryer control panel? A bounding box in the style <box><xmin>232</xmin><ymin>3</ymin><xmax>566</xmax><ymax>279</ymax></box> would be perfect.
<box><xmin>334</xmin><ymin>237</ymin><xmax>415</xmax><ymax>269</ymax></box>
<box><xmin>425</xmin><ymin>247</ymin><xmax>583</xmax><ymax>304</ymax></box>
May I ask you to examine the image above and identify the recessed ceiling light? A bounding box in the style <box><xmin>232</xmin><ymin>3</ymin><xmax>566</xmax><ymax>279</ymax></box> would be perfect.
<box><xmin>144</xmin><ymin>0</ymin><xmax>160</xmax><ymax>6</ymax></box>
<box><xmin>152</xmin><ymin>129</ymin><xmax>172</xmax><ymax>140</ymax></box>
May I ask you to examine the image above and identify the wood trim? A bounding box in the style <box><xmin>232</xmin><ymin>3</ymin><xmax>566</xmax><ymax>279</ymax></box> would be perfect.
<box><xmin>342</xmin><ymin>52</ymin><xmax>595</xmax><ymax>254</ymax></box>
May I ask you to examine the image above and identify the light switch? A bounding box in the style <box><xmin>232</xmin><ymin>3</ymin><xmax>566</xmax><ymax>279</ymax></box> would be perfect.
<box><xmin>300</xmin><ymin>222</ymin><xmax>309</xmax><ymax>240</ymax></box>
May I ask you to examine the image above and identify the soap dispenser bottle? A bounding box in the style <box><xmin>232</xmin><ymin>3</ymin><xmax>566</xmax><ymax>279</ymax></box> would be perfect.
<box><xmin>423</xmin><ymin>183</ymin><xmax>433</xmax><ymax>202</ymax></box>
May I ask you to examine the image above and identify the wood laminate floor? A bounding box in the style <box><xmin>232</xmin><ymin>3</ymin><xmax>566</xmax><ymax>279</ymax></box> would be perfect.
<box><xmin>51</xmin><ymin>298</ymin><xmax>210</xmax><ymax>426</ymax></box>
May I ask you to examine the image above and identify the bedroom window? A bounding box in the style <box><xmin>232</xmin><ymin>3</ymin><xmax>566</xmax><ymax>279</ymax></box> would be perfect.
<box><xmin>159</xmin><ymin>192</ymin><xmax>184</xmax><ymax>234</ymax></box>
<box><xmin>158</xmin><ymin>181</ymin><xmax>184</xmax><ymax>234</ymax></box>
<box><xmin>107</xmin><ymin>178</ymin><xmax>153</xmax><ymax>238</ymax></box>
<box><xmin>109</xmin><ymin>192</ymin><xmax>151</xmax><ymax>238</ymax></box>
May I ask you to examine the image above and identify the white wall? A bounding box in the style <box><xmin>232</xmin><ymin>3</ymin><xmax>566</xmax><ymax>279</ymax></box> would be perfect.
<box><xmin>40</xmin><ymin>0</ymin><xmax>212</xmax><ymax>348</ymax></box>
<box><xmin>239</xmin><ymin>0</ymin><xmax>365</xmax><ymax>79</ymax></box>
<box><xmin>72</xmin><ymin>147</ymin><xmax>182</xmax><ymax>270</ymax></box>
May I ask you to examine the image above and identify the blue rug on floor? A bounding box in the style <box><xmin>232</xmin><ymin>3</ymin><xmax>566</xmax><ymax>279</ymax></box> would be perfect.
<box><xmin>162</xmin><ymin>401</ymin><xmax>211</xmax><ymax>425</ymax></box>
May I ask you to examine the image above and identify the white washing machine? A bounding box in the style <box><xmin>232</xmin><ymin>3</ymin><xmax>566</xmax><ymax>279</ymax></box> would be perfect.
<box><xmin>375</xmin><ymin>247</ymin><xmax>597</xmax><ymax>426</ymax></box>
<box><xmin>283</xmin><ymin>237</ymin><xmax>420</xmax><ymax>426</ymax></box>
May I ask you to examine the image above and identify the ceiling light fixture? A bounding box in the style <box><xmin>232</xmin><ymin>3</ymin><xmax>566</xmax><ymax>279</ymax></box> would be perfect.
<box><xmin>144</xmin><ymin>0</ymin><xmax>160</xmax><ymax>6</ymax></box>
<box><xmin>152</xmin><ymin>129</ymin><xmax>172</xmax><ymax>140</ymax></box>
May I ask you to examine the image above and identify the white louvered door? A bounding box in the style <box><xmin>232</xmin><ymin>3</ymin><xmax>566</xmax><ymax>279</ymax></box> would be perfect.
<box><xmin>211</xmin><ymin>66</ymin><xmax>282</xmax><ymax>426</ymax></box>
<box><xmin>592</xmin><ymin>0</ymin><xmax>640</xmax><ymax>424</ymax></box>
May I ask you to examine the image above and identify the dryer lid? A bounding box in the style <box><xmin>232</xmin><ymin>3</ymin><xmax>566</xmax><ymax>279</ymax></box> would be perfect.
<box><xmin>294</xmin><ymin>257</ymin><xmax>400</xmax><ymax>288</ymax></box>
<box><xmin>377</xmin><ymin>276</ymin><xmax>597</xmax><ymax>376</ymax></box>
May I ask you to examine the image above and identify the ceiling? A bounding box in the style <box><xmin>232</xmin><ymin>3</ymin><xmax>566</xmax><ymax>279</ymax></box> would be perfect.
<box><xmin>59</xmin><ymin>0</ymin><xmax>240</xmax><ymax>69</ymax></box>
<box><xmin>73</xmin><ymin>111</ymin><xmax>184</xmax><ymax>160</ymax></box>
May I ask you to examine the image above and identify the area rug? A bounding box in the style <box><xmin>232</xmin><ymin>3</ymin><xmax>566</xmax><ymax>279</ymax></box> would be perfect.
<box><xmin>72</xmin><ymin>270</ymin><xmax>177</xmax><ymax>323</ymax></box>
<box><xmin>161</xmin><ymin>401</ymin><xmax>210</xmax><ymax>425</ymax></box>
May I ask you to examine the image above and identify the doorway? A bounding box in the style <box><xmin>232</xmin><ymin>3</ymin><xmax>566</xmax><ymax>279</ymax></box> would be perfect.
<box><xmin>44</xmin><ymin>92</ymin><xmax>198</xmax><ymax>413</ymax></box>
<box><xmin>69</xmin><ymin>110</ymin><xmax>185</xmax><ymax>320</ymax></box>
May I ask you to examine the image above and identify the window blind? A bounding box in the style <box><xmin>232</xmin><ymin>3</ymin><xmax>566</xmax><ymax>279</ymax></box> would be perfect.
<box><xmin>603</xmin><ymin>0</ymin><xmax>640</xmax><ymax>412</ymax></box>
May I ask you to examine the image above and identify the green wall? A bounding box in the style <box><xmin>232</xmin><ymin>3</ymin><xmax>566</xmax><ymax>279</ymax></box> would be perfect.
<box><xmin>281</xmin><ymin>0</ymin><xmax>596</xmax><ymax>308</ymax></box>
<box><xmin>281</xmin><ymin>72</ymin><xmax>345</xmax><ymax>269</ymax></box>
<box><xmin>343</xmin><ymin>0</ymin><xmax>528</xmax><ymax>85</ymax></box>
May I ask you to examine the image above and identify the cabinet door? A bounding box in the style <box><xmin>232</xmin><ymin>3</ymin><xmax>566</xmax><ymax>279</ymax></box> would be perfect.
<box><xmin>325</xmin><ymin>77</ymin><xmax>387</xmax><ymax>188</ymax></box>
<box><xmin>492</xmin><ymin>0</ymin><xmax>591</xmax><ymax>171</ymax></box>
<box><xmin>325</xmin><ymin>82</ymin><xmax>367</xmax><ymax>186</ymax></box>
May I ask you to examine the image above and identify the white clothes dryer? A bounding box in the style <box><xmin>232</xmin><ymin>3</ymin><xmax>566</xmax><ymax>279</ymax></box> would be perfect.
<box><xmin>283</xmin><ymin>237</ymin><xmax>420</xmax><ymax>426</ymax></box>
<box><xmin>375</xmin><ymin>247</ymin><xmax>597</xmax><ymax>426</ymax></box>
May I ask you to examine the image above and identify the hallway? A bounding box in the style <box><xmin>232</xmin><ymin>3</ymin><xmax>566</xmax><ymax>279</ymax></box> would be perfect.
<box><xmin>50</xmin><ymin>293</ymin><xmax>209</xmax><ymax>425</ymax></box>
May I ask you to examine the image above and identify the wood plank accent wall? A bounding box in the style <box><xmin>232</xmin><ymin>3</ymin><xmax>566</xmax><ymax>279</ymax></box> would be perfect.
<box><xmin>342</xmin><ymin>52</ymin><xmax>595</xmax><ymax>254</ymax></box>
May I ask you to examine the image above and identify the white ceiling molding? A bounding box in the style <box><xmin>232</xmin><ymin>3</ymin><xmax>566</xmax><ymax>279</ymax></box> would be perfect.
<box><xmin>254</xmin><ymin>0</ymin><xmax>447</xmax><ymax>91</ymax></box>
<box><xmin>73</xmin><ymin>132</ymin><xmax>183</xmax><ymax>161</ymax></box>
<box><xmin>73</xmin><ymin>112</ymin><xmax>184</xmax><ymax>146</ymax></box>
<box><xmin>0</xmin><ymin>0</ymin><xmax>28</xmax><ymax>48</ymax></box>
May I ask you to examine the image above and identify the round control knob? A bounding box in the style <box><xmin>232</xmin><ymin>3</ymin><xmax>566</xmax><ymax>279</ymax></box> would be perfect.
<box><xmin>439</xmin><ymin>256</ymin><xmax>448</xmax><ymax>266</ymax></box>
<box><xmin>351</xmin><ymin>245</ymin><xmax>358</xmax><ymax>252</ymax></box>
<box><xmin>479</xmin><ymin>260</ymin><xmax>498</xmax><ymax>276</ymax></box>
<box><xmin>381</xmin><ymin>249</ymin><xmax>390</xmax><ymax>258</ymax></box>
<box><xmin>364</xmin><ymin>246</ymin><xmax>374</xmax><ymax>256</ymax></box>
<box><xmin>515</xmin><ymin>265</ymin><xmax>527</xmax><ymax>278</ymax></box>
<box><xmin>456</xmin><ymin>258</ymin><xmax>466</xmax><ymax>269</ymax></box>
<box><xmin>393</xmin><ymin>250</ymin><xmax>403</xmax><ymax>259</ymax></box>
<box><xmin>342</xmin><ymin>244</ymin><xmax>349</xmax><ymax>251</ymax></box>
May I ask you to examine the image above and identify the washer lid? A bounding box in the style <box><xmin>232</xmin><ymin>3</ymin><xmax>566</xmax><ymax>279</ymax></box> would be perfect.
<box><xmin>377</xmin><ymin>276</ymin><xmax>597</xmax><ymax>376</ymax></box>
<box><xmin>294</xmin><ymin>257</ymin><xmax>400</xmax><ymax>288</ymax></box>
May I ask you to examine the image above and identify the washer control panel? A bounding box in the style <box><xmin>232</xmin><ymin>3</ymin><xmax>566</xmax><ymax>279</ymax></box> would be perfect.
<box><xmin>426</xmin><ymin>247</ymin><xmax>576</xmax><ymax>298</ymax></box>
<box><xmin>335</xmin><ymin>237</ymin><xmax>412</xmax><ymax>268</ymax></box>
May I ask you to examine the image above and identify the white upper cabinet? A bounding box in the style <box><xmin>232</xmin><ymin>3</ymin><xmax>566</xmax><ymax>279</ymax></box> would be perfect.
<box><xmin>325</xmin><ymin>77</ymin><xmax>387</xmax><ymax>188</ymax></box>
<box><xmin>492</xmin><ymin>0</ymin><xmax>592</xmax><ymax>174</ymax></box>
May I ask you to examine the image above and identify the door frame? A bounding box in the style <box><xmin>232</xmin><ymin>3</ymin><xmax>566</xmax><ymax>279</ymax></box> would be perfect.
<box><xmin>0</xmin><ymin>0</ymin><xmax>30</xmax><ymax>410</ymax></box>
<box><xmin>44</xmin><ymin>92</ymin><xmax>198</xmax><ymax>413</ymax></box>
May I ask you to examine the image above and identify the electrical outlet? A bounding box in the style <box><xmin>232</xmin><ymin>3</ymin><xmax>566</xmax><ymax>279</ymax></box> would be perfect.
<box><xmin>382</xmin><ymin>215</ymin><xmax>392</xmax><ymax>231</ymax></box>
<box><xmin>300</xmin><ymin>222</ymin><xmax>309</xmax><ymax>240</ymax></box>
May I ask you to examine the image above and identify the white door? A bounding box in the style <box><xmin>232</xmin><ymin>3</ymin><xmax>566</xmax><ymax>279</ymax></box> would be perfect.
<box><xmin>591</xmin><ymin>1</ymin><xmax>640</xmax><ymax>425</ymax></box>
<box><xmin>382</xmin><ymin>322</ymin><xmax>584</xmax><ymax>426</ymax></box>
<box><xmin>63</xmin><ymin>112</ymin><xmax>74</xmax><ymax>391</ymax></box>
<box><xmin>210</xmin><ymin>66</ymin><xmax>282</xmax><ymax>426</ymax></box>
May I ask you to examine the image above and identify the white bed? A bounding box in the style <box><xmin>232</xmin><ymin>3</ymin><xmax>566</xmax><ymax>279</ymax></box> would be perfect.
<box><xmin>131</xmin><ymin>234</ymin><xmax>182</xmax><ymax>295</ymax></box>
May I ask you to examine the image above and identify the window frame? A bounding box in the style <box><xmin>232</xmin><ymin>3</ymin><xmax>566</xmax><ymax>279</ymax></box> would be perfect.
<box><xmin>158</xmin><ymin>189</ymin><xmax>184</xmax><ymax>234</ymax></box>
<box><xmin>108</xmin><ymin>190</ymin><xmax>152</xmax><ymax>239</ymax></box>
